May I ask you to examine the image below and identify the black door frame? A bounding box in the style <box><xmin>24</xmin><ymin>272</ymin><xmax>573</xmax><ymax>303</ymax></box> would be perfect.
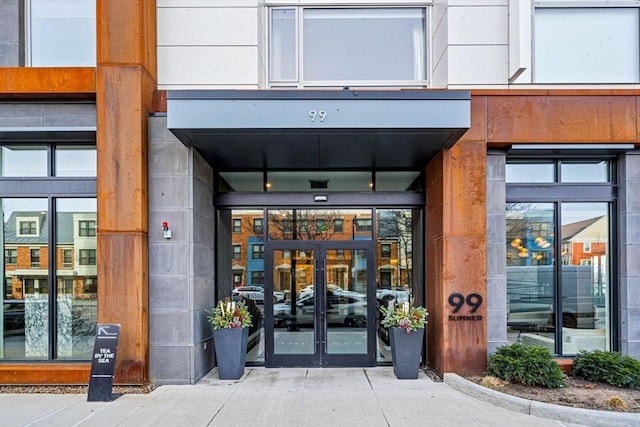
<box><xmin>264</xmin><ymin>240</ymin><xmax>376</xmax><ymax>367</ymax></box>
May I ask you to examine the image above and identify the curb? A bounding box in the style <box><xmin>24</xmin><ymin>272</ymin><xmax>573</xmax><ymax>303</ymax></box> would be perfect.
<box><xmin>443</xmin><ymin>373</ymin><xmax>639</xmax><ymax>427</ymax></box>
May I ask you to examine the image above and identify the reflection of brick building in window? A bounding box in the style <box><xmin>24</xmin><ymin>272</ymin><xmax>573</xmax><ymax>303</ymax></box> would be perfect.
<box><xmin>231</xmin><ymin>210</ymin><xmax>410</xmax><ymax>290</ymax></box>
<box><xmin>4</xmin><ymin>211</ymin><xmax>97</xmax><ymax>301</ymax></box>
<box><xmin>561</xmin><ymin>216</ymin><xmax>608</xmax><ymax>266</ymax></box>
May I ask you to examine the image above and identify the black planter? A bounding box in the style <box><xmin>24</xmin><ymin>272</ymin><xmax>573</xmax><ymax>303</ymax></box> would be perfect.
<box><xmin>213</xmin><ymin>327</ymin><xmax>248</xmax><ymax>380</ymax></box>
<box><xmin>389</xmin><ymin>327</ymin><xmax>424</xmax><ymax>379</ymax></box>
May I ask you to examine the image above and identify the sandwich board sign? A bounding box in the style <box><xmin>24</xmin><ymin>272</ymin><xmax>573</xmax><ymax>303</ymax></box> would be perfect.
<box><xmin>87</xmin><ymin>324</ymin><xmax>120</xmax><ymax>402</ymax></box>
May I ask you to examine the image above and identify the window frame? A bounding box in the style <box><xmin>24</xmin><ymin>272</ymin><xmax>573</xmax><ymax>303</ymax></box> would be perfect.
<box><xmin>78</xmin><ymin>220</ymin><xmax>96</xmax><ymax>237</ymax></box>
<box><xmin>232</xmin><ymin>244</ymin><xmax>242</xmax><ymax>260</ymax></box>
<box><xmin>532</xmin><ymin>5</ymin><xmax>640</xmax><ymax>84</ymax></box>
<box><xmin>30</xmin><ymin>248</ymin><xmax>40</xmax><ymax>267</ymax></box>
<box><xmin>5</xmin><ymin>248</ymin><xmax>18</xmax><ymax>264</ymax></box>
<box><xmin>252</xmin><ymin>243</ymin><xmax>265</xmax><ymax>260</ymax></box>
<box><xmin>26</xmin><ymin>0</ymin><xmax>97</xmax><ymax>67</ymax></box>
<box><xmin>267</xmin><ymin>5</ymin><xmax>430</xmax><ymax>88</ymax></box>
<box><xmin>79</xmin><ymin>248</ymin><xmax>97</xmax><ymax>266</ymax></box>
<box><xmin>506</xmin><ymin>156</ymin><xmax>618</xmax><ymax>356</ymax></box>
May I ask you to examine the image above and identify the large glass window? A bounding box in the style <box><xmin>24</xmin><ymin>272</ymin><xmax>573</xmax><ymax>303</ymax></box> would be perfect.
<box><xmin>506</xmin><ymin>160</ymin><xmax>613</xmax><ymax>356</ymax></box>
<box><xmin>28</xmin><ymin>0</ymin><xmax>96</xmax><ymax>67</ymax></box>
<box><xmin>2</xmin><ymin>198</ymin><xmax>50</xmax><ymax>360</ymax></box>
<box><xmin>56</xmin><ymin>198</ymin><xmax>97</xmax><ymax>359</ymax></box>
<box><xmin>0</xmin><ymin>142</ymin><xmax>96</xmax><ymax>361</ymax></box>
<box><xmin>534</xmin><ymin>8</ymin><xmax>640</xmax><ymax>83</ymax></box>
<box><xmin>269</xmin><ymin>7</ymin><xmax>427</xmax><ymax>86</ymax></box>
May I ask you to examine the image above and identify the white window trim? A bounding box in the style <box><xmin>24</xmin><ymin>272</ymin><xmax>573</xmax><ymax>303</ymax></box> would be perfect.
<box><xmin>267</xmin><ymin>4</ymin><xmax>430</xmax><ymax>88</ymax></box>
<box><xmin>17</xmin><ymin>217</ymin><xmax>40</xmax><ymax>237</ymax></box>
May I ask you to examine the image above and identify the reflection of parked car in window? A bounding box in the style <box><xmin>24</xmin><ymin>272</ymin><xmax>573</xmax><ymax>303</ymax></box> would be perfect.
<box><xmin>507</xmin><ymin>266</ymin><xmax>597</xmax><ymax>331</ymax></box>
<box><xmin>232</xmin><ymin>286</ymin><xmax>285</xmax><ymax>304</ymax></box>
<box><xmin>232</xmin><ymin>286</ymin><xmax>265</xmax><ymax>304</ymax></box>
<box><xmin>273</xmin><ymin>290</ymin><xmax>367</xmax><ymax>327</ymax></box>
<box><xmin>3</xmin><ymin>300</ymin><xmax>25</xmax><ymax>336</ymax></box>
<box><xmin>376</xmin><ymin>288</ymin><xmax>410</xmax><ymax>304</ymax></box>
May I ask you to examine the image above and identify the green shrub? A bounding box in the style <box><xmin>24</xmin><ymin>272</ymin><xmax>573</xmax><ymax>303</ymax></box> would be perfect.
<box><xmin>487</xmin><ymin>343</ymin><xmax>565</xmax><ymax>389</ymax></box>
<box><xmin>572</xmin><ymin>350</ymin><xmax>640</xmax><ymax>389</ymax></box>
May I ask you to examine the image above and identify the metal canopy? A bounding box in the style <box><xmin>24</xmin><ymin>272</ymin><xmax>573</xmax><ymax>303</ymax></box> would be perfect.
<box><xmin>167</xmin><ymin>90</ymin><xmax>470</xmax><ymax>170</ymax></box>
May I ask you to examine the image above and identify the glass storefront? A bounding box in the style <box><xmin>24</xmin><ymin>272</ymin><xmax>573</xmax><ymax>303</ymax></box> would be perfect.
<box><xmin>506</xmin><ymin>160</ymin><xmax>613</xmax><ymax>355</ymax></box>
<box><xmin>220</xmin><ymin>207</ymin><xmax>419</xmax><ymax>366</ymax></box>
<box><xmin>0</xmin><ymin>143</ymin><xmax>97</xmax><ymax>361</ymax></box>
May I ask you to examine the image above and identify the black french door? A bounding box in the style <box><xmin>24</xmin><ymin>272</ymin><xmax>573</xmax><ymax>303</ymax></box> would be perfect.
<box><xmin>264</xmin><ymin>241</ymin><xmax>375</xmax><ymax>367</ymax></box>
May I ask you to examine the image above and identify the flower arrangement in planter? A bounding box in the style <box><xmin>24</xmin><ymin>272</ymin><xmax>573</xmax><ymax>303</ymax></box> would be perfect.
<box><xmin>208</xmin><ymin>298</ymin><xmax>253</xmax><ymax>380</ymax></box>
<box><xmin>380</xmin><ymin>301</ymin><xmax>428</xmax><ymax>379</ymax></box>
<box><xmin>208</xmin><ymin>299</ymin><xmax>253</xmax><ymax>330</ymax></box>
<box><xmin>380</xmin><ymin>301</ymin><xmax>428</xmax><ymax>332</ymax></box>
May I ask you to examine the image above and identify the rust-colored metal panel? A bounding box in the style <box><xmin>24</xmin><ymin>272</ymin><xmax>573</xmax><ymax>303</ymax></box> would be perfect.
<box><xmin>0</xmin><ymin>364</ymin><xmax>91</xmax><ymax>384</ymax></box>
<box><xmin>486</xmin><ymin>95</ymin><xmax>636</xmax><ymax>143</ymax></box>
<box><xmin>98</xmin><ymin>233</ymin><xmax>149</xmax><ymax>384</ymax></box>
<box><xmin>153</xmin><ymin>90</ymin><xmax>167</xmax><ymax>113</ymax></box>
<box><xmin>97</xmin><ymin>66</ymin><xmax>150</xmax><ymax>233</ymax></box>
<box><xmin>440</xmin><ymin>235</ymin><xmax>487</xmax><ymax>374</ymax></box>
<box><xmin>442</xmin><ymin>141</ymin><xmax>487</xmax><ymax>237</ymax></box>
<box><xmin>425</xmin><ymin>145</ymin><xmax>487</xmax><ymax>376</ymax></box>
<box><xmin>0</xmin><ymin>67</ymin><xmax>95</xmax><ymax>95</ymax></box>
<box><xmin>97</xmin><ymin>0</ymin><xmax>157</xmax><ymax>80</ymax></box>
<box><xmin>459</xmin><ymin>96</ymin><xmax>487</xmax><ymax>143</ymax></box>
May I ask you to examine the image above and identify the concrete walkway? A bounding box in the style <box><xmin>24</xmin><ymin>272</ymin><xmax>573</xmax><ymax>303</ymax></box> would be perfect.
<box><xmin>0</xmin><ymin>368</ymin><xmax>626</xmax><ymax>427</ymax></box>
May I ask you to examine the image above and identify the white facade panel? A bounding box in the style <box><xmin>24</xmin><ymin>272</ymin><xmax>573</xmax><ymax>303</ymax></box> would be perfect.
<box><xmin>158</xmin><ymin>8</ymin><xmax>258</xmax><ymax>46</ymax></box>
<box><xmin>432</xmin><ymin>49</ymin><xmax>448</xmax><ymax>89</ymax></box>
<box><xmin>158</xmin><ymin>0</ymin><xmax>259</xmax><ymax>6</ymax></box>
<box><xmin>448</xmin><ymin>45</ymin><xmax>508</xmax><ymax>85</ymax></box>
<box><xmin>449</xmin><ymin>0</ymin><xmax>507</xmax><ymax>5</ymax></box>
<box><xmin>158</xmin><ymin>46</ymin><xmax>259</xmax><ymax>87</ymax></box>
<box><xmin>431</xmin><ymin>5</ymin><xmax>448</xmax><ymax>88</ymax></box>
<box><xmin>448</xmin><ymin>6</ymin><xmax>507</xmax><ymax>45</ymax></box>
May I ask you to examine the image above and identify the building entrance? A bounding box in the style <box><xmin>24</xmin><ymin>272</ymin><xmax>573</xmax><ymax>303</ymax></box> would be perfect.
<box><xmin>220</xmin><ymin>205</ymin><xmax>423</xmax><ymax>368</ymax></box>
<box><xmin>265</xmin><ymin>242</ymin><xmax>375</xmax><ymax>367</ymax></box>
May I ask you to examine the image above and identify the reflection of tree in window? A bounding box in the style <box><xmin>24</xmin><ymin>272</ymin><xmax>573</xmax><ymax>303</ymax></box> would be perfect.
<box><xmin>266</xmin><ymin>209</ymin><xmax>343</xmax><ymax>240</ymax></box>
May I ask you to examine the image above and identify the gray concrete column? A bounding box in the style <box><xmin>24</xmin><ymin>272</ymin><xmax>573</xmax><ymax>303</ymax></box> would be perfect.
<box><xmin>148</xmin><ymin>115</ymin><xmax>215</xmax><ymax>384</ymax></box>
<box><xmin>486</xmin><ymin>151</ymin><xmax>508</xmax><ymax>354</ymax></box>
<box><xmin>0</xmin><ymin>0</ymin><xmax>24</xmax><ymax>66</ymax></box>
<box><xmin>618</xmin><ymin>150</ymin><xmax>640</xmax><ymax>359</ymax></box>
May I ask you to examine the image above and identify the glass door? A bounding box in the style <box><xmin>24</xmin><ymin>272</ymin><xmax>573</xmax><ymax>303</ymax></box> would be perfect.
<box><xmin>265</xmin><ymin>242</ymin><xmax>375</xmax><ymax>367</ymax></box>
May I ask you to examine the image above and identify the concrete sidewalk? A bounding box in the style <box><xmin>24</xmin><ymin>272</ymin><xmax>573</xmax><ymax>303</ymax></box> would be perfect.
<box><xmin>0</xmin><ymin>368</ymin><xmax>627</xmax><ymax>427</ymax></box>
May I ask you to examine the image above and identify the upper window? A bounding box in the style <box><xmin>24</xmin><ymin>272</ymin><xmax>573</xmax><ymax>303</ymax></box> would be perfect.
<box><xmin>506</xmin><ymin>160</ymin><xmax>612</xmax><ymax>184</ymax></box>
<box><xmin>5</xmin><ymin>249</ymin><xmax>17</xmax><ymax>264</ymax></box>
<box><xmin>1</xmin><ymin>145</ymin><xmax>97</xmax><ymax>178</ymax></box>
<box><xmin>269</xmin><ymin>7</ymin><xmax>427</xmax><ymax>87</ymax></box>
<box><xmin>253</xmin><ymin>218</ymin><xmax>263</xmax><ymax>234</ymax></box>
<box><xmin>534</xmin><ymin>7</ymin><xmax>640</xmax><ymax>83</ymax></box>
<box><xmin>79</xmin><ymin>249</ymin><xmax>97</xmax><ymax>266</ymax></box>
<box><xmin>28</xmin><ymin>0</ymin><xmax>96</xmax><ymax>67</ymax></box>
<box><xmin>78</xmin><ymin>220</ymin><xmax>96</xmax><ymax>237</ymax></box>
<box><xmin>19</xmin><ymin>220</ymin><xmax>38</xmax><ymax>236</ymax></box>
